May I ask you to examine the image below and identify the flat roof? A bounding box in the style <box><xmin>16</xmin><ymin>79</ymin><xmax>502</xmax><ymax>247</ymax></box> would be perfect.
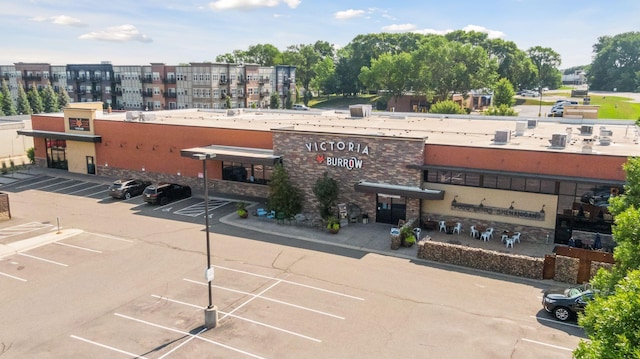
<box><xmin>66</xmin><ymin>108</ymin><xmax>640</xmax><ymax>157</ymax></box>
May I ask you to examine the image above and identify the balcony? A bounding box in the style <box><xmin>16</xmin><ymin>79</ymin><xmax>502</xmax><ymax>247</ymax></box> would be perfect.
<box><xmin>219</xmin><ymin>79</ymin><xmax>228</xmax><ymax>85</ymax></box>
<box><xmin>237</xmin><ymin>93</ymin><xmax>244</xmax><ymax>98</ymax></box>
<box><xmin>142</xmin><ymin>90</ymin><xmax>154</xmax><ymax>97</ymax></box>
<box><xmin>142</xmin><ymin>76</ymin><xmax>153</xmax><ymax>83</ymax></box>
<box><xmin>163</xmin><ymin>78</ymin><xmax>177</xmax><ymax>84</ymax></box>
<box><xmin>23</xmin><ymin>75</ymin><xmax>42</xmax><ymax>81</ymax></box>
<box><xmin>164</xmin><ymin>92</ymin><xmax>177</xmax><ymax>98</ymax></box>
<box><xmin>259</xmin><ymin>91</ymin><xmax>270</xmax><ymax>98</ymax></box>
<box><xmin>113</xmin><ymin>77</ymin><xmax>122</xmax><ymax>84</ymax></box>
<box><xmin>114</xmin><ymin>90</ymin><xmax>123</xmax><ymax>96</ymax></box>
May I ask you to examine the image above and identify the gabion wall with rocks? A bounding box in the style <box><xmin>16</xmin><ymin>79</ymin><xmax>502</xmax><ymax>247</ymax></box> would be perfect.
<box><xmin>553</xmin><ymin>256</ymin><xmax>580</xmax><ymax>284</ymax></box>
<box><xmin>417</xmin><ymin>239</ymin><xmax>544</xmax><ymax>279</ymax></box>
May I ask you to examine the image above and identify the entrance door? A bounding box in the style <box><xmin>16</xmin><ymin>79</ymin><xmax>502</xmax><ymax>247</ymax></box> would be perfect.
<box><xmin>376</xmin><ymin>194</ymin><xmax>406</xmax><ymax>225</ymax></box>
<box><xmin>86</xmin><ymin>156</ymin><xmax>96</xmax><ymax>175</ymax></box>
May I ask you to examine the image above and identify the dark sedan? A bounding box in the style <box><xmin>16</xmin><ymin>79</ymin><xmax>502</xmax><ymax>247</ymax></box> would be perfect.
<box><xmin>108</xmin><ymin>179</ymin><xmax>152</xmax><ymax>199</ymax></box>
<box><xmin>542</xmin><ymin>285</ymin><xmax>594</xmax><ymax>321</ymax></box>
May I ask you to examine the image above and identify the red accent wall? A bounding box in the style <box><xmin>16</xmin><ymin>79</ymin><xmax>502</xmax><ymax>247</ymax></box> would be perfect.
<box><xmin>31</xmin><ymin>115</ymin><xmax>65</xmax><ymax>158</ymax></box>
<box><xmin>93</xmin><ymin>120</ymin><xmax>273</xmax><ymax>178</ymax></box>
<box><xmin>425</xmin><ymin>144</ymin><xmax>626</xmax><ymax>181</ymax></box>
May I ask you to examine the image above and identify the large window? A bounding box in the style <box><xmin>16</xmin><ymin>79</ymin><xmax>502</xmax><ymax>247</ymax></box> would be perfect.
<box><xmin>222</xmin><ymin>162</ymin><xmax>272</xmax><ymax>185</ymax></box>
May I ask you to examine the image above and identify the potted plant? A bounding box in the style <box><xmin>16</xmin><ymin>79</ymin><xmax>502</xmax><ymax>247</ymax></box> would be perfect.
<box><xmin>403</xmin><ymin>234</ymin><xmax>416</xmax><ymax>247</ymax></box>
<box><xmin>236</xmin><ymin>201</ymin><xmax>248</xmax><ymax>218</ymax></box>
<box><xmin>326</xmin><ymin>216</ymin><xmax>340</xmax><ymax>234</ymax></box>
<box><xmin>400</xmin><ymin>226</ymin><xmax>415</xmax><ymax>247</ymax></box>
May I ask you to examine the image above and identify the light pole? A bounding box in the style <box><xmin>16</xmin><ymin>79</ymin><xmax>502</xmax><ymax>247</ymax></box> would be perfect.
<box><xmin>193</xmin><ymin>153</ymin><xmax>218</xmax><ymax>329</ymax></box>
<box><xmin>538</xmin><ymin>85</ymin><xmax>543</xmax><ymax>117</ymax></box>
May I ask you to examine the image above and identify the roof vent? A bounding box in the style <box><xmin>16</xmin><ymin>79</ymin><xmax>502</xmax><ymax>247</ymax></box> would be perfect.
<box><xmin>549</xmin><ymin>133</ymin><xmax>567</xmax><ymax>148</ymax></box>
<box><xmin>580</xmin><ymin>125</ymin><xmax>593</xmax><ymax>135</ymax></box>
<box><xmin>527</xmin><ymin>119</ymin><xmax>538</xmax><ymax>128</ymax></box>
<box><xmin>515</xmin><ymin>121</ymin><xmax>527</xmax><ymax>136</ymax></box>
<box><xmin>599</xmin><ymin>127</ymin><xmax>613</xmax><ymax>137</ymax></box>
<box><xmin>494</xmin><ymin>130</ymin><xmax>511</xmax><ymax>144</ymax></box>
<box><xmin>349</xmin><ymin>104</ymin><xmax>372</xmax><ymax>118</ymax></box>
<box><xmin>125</xmin><ymin>111</ymin><xmax>141</xmax><ymax>121</ymax></box>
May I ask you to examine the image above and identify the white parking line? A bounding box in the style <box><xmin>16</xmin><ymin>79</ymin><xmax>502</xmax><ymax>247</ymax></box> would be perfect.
<box><xmin>213</xmin><ymin>265</ymin><xmax>365</xmax><ymax>301</ymax></box>
<box><xmin>114</xmin><ymin>313</ymin><xmax>266</xmax><ymax>359</ymax></box>
<box><xmin>84</xmin><ymin>232</ymin><xmax>134</xmax><ymax>243</ymax></box>
<box><xmin>0</xmin><ymin>222</ymin><xmax>53</xmax><ymax>239</ymax></box>
<box><xmin>153</xmin><ymin>197</ymin><xmax>193</xmax><ymax>211</ymax></box>
<box><xmin>531</xmin><ymin>315</ymin><xmax>582</xmax><ymax>328</ymax></box>
<box><xmin>70</xmin><ymin>335</ymin><xmax>150</xmax><ymax>359</ymax></box>
<box><xmin>36</xmin><ymin>178</ymin><xmax>74</xmax><ymax>190</ymax></box>
<box><xmin>67</xmin><ymin>183</ymin><xmax>106</xmax><ymax>195</ymax></box>
<box><xmin>151</xmin><ymin>294</ymin><xmax>322</xmax><ymax>343</ymax></box>
<box><xmin>521</xmin><ymin>338</ymin><xmax>574</xmax><ymax>351</ymax></box>
<box><xmin>183</xmin><ymin>278</ymin><xmax>345</xmax><ymax>320</ymax></box>
<box><xmin>54</xmin><ymin>242</ymin><xmax>103</xmax><ymax>253</ymax></box>
<box><xmin>52</xmin><ymin>181</ymin><xmax>89</xmax><ymax>193</ymax></box>
<box><xmin>19</xmin><ymin>253</ymin><xmax>68</xmax><ymax>267</ymax></box>
<box><xmin>15</xmin><ymin>177</ymin><xmax>58</xmax><ymax>189</ymax></box>
<box><xmin>0</xmin><ymin>271</ymin><xmax>27</xmax><ymax>282</ymax></box>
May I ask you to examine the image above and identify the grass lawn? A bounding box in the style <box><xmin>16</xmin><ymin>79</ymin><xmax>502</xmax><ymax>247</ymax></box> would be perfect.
<box><xmin>308</xmin><ymin>94</ymin><xmax>381</xmax><ymax>109</ymax></box>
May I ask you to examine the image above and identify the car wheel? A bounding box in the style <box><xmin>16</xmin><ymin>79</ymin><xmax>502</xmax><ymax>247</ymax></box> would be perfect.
<box><xmin>553</xmin><ymin>306</ymin><xmax>571</xmax><ymax>321</ymax></box>
<box><xmin>124</xmin><ymin>192</ymin><xmax>132</xmax><ymax>200</ymax></box>
<box><xmin>160</xmin><ymin>197</ymin><xmax>169</xmax><ymax>206</ymax></box>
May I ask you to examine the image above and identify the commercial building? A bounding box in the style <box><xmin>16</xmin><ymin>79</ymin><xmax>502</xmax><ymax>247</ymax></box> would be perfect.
<box><xmin>19</xmin><ymin>103</ymin><xmax>639</xmax><ymax>245</ymax></box>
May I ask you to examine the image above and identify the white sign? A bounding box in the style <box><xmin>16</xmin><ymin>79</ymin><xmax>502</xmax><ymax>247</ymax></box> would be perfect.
<box><xmin>205</xmin><ymin>267</ymin><xmax>214</xmax><ymax>282</ymax></box>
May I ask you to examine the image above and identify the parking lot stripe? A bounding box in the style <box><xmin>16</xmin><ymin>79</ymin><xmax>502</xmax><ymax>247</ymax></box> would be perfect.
<box><xmin>151</xmin><ymin>294</ymin><xmax>322</xmax><ymax>342</ymax></box>
<box><xmin>67</xmin><ymin>183</ymin><xmax>105</xmax><ymax>195</ymax></box>
<box><xmin>153</xmin><ymin>197</ymin><xmax>193</xmax><ymax>211</ymax></box>
<box><xmin>184</xmin><ymin>278</ymin><xmax>345</xmax><ymax>320</ymax></box>
<box><xmin>213</xmin><ymin>265</ymin><xmax>365</xmax><ymax>301</ymax></box>
<box><xmin>36</xmin><ymin>178</ymin><xmax>75</xmax><ymax>190</ymax></box>
<box><xmin>0</xmin><ymin>271</ymin><xmax>27</xmax><ymax>282</ymax></box>
<box><xmin>521</xmin><ymin>338</ymin><xmax>573</xmax><ymax>351</ymax></box>
<box><xmin>54</xmin><ymin>242</ymin><xmax>103</xmax><ymax>253</ymax></box>
<box><xmin>530</xmin><ymin>315</ymin><xmax>581</xmax><ymax>328</ymax></box>
<box><xmin>15</xmin><ymin>177</ymin><xmax>57</xmax><ymax>189</ymax></box>
<box><xmin>70</xmin><ymin>335</ymin><xmax>150</xmax><ymax>358</ymax></box>
<box><xmin>19</xmin><ymin>253</ymin><xmax>68</xmax><ymax>266</ymax></box>
<box><xmin>85</xmin><ymin>232</ymin><xmax>134</xmax><ymax>243</ymax></box>
<box><xmin>114</xmin><ymin>313</ymin><xmax>266</xmax><ymax>359</ymax></box>
<box><xmin>52</xmin><ymin>181</ymin><xmax>89</xmax><ymax>193</ymax></box>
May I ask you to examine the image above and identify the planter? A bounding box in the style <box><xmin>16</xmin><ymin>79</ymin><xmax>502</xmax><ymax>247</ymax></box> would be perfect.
<box><xmin>328</xmin><ymin>228</ymin><xmax>340</xmax><ymax>234</ymax></box>
<box><xmin>237</xmin><ymin>210</ymin><xmax>248</xmax><ymax>218</ymax></box>
<box><xmin>390</xmin><ymin>235</ymin><xmax>401</xmax><ymax>250</ymax></box>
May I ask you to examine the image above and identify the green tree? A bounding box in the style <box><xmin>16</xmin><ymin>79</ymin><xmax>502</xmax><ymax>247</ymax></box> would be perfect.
<box><xmin>0</xmin><ymin>92</ymin><xmax>4</xmax><ymax>116</ymax></box>
<box><xmin>429</xmin><ymin>100</ymin><xmax>467</xmax><ymax>114</ymax></box>
<box><xmin>57</xmin><ymin>86</ymin><xmax>71</xmax><ymax>109</ymax></box>
<box><xmin>527</xmin><ymin>46</ymin><xmax>562</xmax><ymax>89</ymax></box>
<box><xmin>41</xmin><ymin>80</ymin><xmax>59</xmax><ymax>113</ymax></box>
<box><xmin>27</xmin><ymin>84</ymin><xmax>44</xmax><ymax>114</ymax></box>
<box><xmin>310</xmin><ymin>57</ymin><xmax>337</xmax><ymax>96</ymax></box>
<box><xmin>359</xmin><ymin>52</ymin><xmax>414</xmax><ymax>109</ymax></box>
<box><xmin>486</xmin><ymin>39</ymin><xmax>538</xmax><ymax>90</ymax></box>
<box><xmin>267</xmin><ymin>163</ymin><xmax>302</xmax><ymax>218</ymax></box>
<box><xmin>269</xmin><ymin>92</ymin><xmax>280</xmax><ymax>109</ymax></box>
<box><xmin>493</xmin><ymin>78</ymin><xmax>515</xmax><ymax>107</ymax></box>
<box><xmin>16</xmin><ymin>83</ymin><xmax>31</xmax><ymax>115</ymax></box>
<box><xmin>483</xmin><ymin>104</ymin><xmax>517</xmax><ymax>116</ymax></box>
<box><xmin>1</xmin><ymin>79</ymin><xmax>17</xmax><ymax>115</ymax></box>
<box><xmin>313</xmin><ymin>172</ymin><xmax>339</xmax><ymax>219</ymax></box>
<box><xmin>589</xmin><ymin>31</ymin><xmax>640</xmax><ymax>92</ymax></box>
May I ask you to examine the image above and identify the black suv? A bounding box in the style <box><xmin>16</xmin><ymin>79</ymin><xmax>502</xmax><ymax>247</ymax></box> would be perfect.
<box><xmin>143</xmin><ymin>183</ymin><xmax>192</xmax><ymax>205</ymax></box>
<box><xmin>542</xmin><ymin>284</ymin><xmax>594</xmax><ymax>321</ymax></box>
<box><xmin>108</xmin><ymin>179</ymin><xmax>151</xmax><ymax>199</ymax></box>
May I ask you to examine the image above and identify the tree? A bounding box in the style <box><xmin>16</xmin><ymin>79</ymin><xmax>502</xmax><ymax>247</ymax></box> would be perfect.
<box><xmin>41</xmin><ymin>80</ymin><xmax>59</xmax><ymax>113</ymax></box>
<box><xmin>267</xmin><ymin>163</ymin><xmax>302</xmax><ymax>218</ymax></box>
<box><xmin>527</xmin><ymin>46</ymin><xmax>562</xmax><ymax>89</ymax></box>
<box><xmin>0</xmin><ymin>92</ymin><xmax>4</xmax><ymax>116</ymax></box>
<box><xmin>27</xmin><ymin>84</ymin><xmax>44</xmax><ymax>114</ymax></box>
<box><xmin>16</xmin><ymin>83</ymin><xmax>31</xmax><ymax>115</ymax></box>
<box><xmin>359</xmin><ymin>52</ymin><xmax>414</xmax><ymax>108</ymax></box>
<box><xmin>429</xmin><ymin>100</ymin><xmax>467</xmax><ymax>114</ymax></box>
<box><xmin>589</xmin><ymin>32</ymin><xmax>640</xmax><ymax>92</ymax></box>
<box><xmin>485</xmin><ymin>39</ymin><xmax>538</xmax><ymax>90</ymax></box>
<box><xmin>574</xmin><ymin>157</ymin><xmax>640</xmax><ymax>358</ymax></box>
<box><xmin>269</xmin><ymin>92</ymin><xmax>280</xmax><ymax>109</ymax></box>
<box><xmin>493</xmin><ymin>78</ymin><xmax>515</xmax><ymax>107</ymax></box>
<box><xmin>1</xmin><ymin>79</ymin><xmax>17</xmax><ymax>115</ymax></box>
<box><xmin>483</xmin><ymin>104</ymin><xmax>517</xmax><ymax>116</ymax></box>
<box><xmin>310</xmin><ymin>57</ymin><xmax>337</xmax><ymax>96</ymax></box>
<box><xmin>313</xmin><ymin>172</ymin><xmax>339</xmax><ymax>219</ymax></box>
<box><xmin>57</xmin><ymin>86</ymin><xmax>71</xmax><ymax>109</ymax></box>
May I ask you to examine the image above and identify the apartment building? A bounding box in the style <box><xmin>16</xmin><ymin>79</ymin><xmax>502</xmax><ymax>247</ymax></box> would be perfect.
<box><xmin>0</xmin><ymin>62</ymin><xmax>296</xmax><ymax>112</ymax></box>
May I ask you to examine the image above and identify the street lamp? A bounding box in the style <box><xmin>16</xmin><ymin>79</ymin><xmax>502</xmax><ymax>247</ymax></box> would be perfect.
<box><xmin>538</xmin><ymin>85</ymin><xmax>543</xmax><ymax>117</ymax></box>
<box><xmin>193</xmin><ymin>153</ymin><xmax>218</xmax><ymax>329</ymax></box>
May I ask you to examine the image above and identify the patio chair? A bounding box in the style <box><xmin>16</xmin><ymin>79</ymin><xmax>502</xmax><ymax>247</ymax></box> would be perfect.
<box><xmin>266</xmin><ymin>210</ymin><xmax>276</xmax><ymax>220</ymax></box>
<box><xmin>481</xmin><ymin>231</ymin><xmax>491</xmax><ymax>242</ymax></box>
<box><xmin>485</xmin><ymin>227</ymin><xmax>494</xmax><ymax>240</ymax></box>
<box><xmin>505</xmin><ymin>236</ymin><xmax>516</xmax><ymax>248</ymax></box>
<box><xmin>469</xmin><ymin>225</ymin><xmax>479</xmax><ymax>238</ymax></box>
<box><xmin>453</xmin><ymin>222</ymin><xmax>462</xmax><ymax>234</ymax></box>
<box><xmin>438</xmin><ymin>220</ymin><xmax>447</xmax><ymax>232</ymax></box>
<box><xmin>512</xmin><ymin>232</ymin><xmax>521</xmax><ymax>243</ymax></box>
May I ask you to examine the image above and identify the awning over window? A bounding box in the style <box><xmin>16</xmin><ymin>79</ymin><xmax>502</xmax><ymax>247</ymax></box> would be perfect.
<box><xmin>181</xmin><ymin>145</ymin><xmax>282</xmax><ymax>166</ymax></box>
<box><xmin>17</xmin><ymin>129</ymin><xmax>102</xmax><ymax>143</ymax></box>
<box><xmin>354</xmin><ymin>181</ymin><xmax>444</xmax><ymax>200</ymax></box>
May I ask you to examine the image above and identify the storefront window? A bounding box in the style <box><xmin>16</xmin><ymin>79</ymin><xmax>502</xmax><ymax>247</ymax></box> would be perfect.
<box><xmin>222</xmin><ymin>161</ymin><xmax>272</xmax><ymax>185</ymax></box>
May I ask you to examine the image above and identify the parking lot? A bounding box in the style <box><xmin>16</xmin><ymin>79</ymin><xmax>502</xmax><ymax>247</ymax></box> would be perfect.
<box><xmin>0</xmin><ymin>171</ymin><xmax>586</xmax><ymax>358</ymax></box>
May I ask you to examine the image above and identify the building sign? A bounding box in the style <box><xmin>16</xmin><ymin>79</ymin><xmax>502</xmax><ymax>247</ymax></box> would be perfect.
<box><xmin>69</xmin><ymin>117</ymin><xmax>90</xmax><ymax>131</ymax></box>
<box><xmin>306</xmin><ymin>140</ymin><xmax>369</xmax><ymax>170</ymax></box>
<box><xmin>451</xmin><ymin>200</ymin><xmax>545</xmax><ymax>221</ymax></box>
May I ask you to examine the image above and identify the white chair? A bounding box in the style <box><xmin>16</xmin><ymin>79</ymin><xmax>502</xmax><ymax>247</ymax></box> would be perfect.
<box><xmin>438</xmin><ymin>221</ymin><xmax>447</xmax><ymax>232</ymax></box>
<box><xmin>512</xmin><ymin>232</ymin><xmax>521</xmax><ymax>243</ymax></box>
<box><xmin>505</xmin><ymin>236</ymin><xmax>516</xmax><ymax>248</ymax></box>
<box><xmin>501</xmin><ymin>232</ymin><xmax>510</xmax><ymax>243</ymax></box>
<box><xmin>453</xmin><ymin>222</ymin><xmax>462</xmax><ymax>234</ymax></box>
<box><xmin>481</xmin><ymin>231</ymin><xmax>491</xmax><ymax>242</ymax></box>
<box><xmin>485</xmin><ymin>227</ymin><xmax>494</xmax><ymax>240</ymax></box>
<box><xmin>469</xmin><ymin>225</ymin><xmax>478</xmax><ymax>238</ymax></box>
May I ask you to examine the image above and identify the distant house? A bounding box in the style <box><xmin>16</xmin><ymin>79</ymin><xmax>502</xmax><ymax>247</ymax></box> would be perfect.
<box><xmin>562</xmin><ymin>71</ymin><xmax>587</xmax><ymax>85</ymax></box>
<box><xmin>386</xmin><ymin>90</ymin><xmax>492</xmax><ymax>113</ymax></box>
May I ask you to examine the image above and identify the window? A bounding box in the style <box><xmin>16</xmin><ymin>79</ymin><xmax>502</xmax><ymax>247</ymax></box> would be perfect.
<box><xmin>222</xmin><ymin>162</ymin><xmax>272</xmax><ymax>185</ymax></box>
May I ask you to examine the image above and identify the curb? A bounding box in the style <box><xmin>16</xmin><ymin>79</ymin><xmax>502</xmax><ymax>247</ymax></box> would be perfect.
<box><xmin>0</xmin><ymin>228</ymin><xmax>84</xmax><ymax>259</ymax></box>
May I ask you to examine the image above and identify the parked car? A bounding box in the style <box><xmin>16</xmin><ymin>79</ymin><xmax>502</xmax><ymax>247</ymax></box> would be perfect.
<box><xmin>108</xmin><ymin>179</ymin><xmax>151</xmax><ymax>199</ymax></box>
<box><xmin>522</xmin><ymin>90</ymin><xmax>540</xmax><ymax>97</ymax></box>
<box><xmin>292</xmin><ymin>104</ymin><xmax>310</xmax><ymax>110</ymax></box>
<box><xmin>143</xmin><ymin>183</ymin><xmax>192</xmax><ymax>205</ymax></box>
<box><xmin>548</xmin><ymin>108</ymin><xmax>564</xmax><ymax>117</ymax></box>
<box><xmin>555</xmin><ymin>100</ymin><xmax>579</xmax><ymax>106</ymax></box>
<box><xmin>542</xmin><ymin>284</ymin><xmax>594</xmax><ymax>321</ymax></box>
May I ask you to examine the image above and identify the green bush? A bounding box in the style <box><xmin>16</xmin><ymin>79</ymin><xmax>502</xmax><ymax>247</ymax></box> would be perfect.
<box><xmin>429</xmin><ymin>100</ymin><xmax>467</xmax><ymax>114</ymax></box>
<box><xmin>1</xmin><ymin>162</ymin><xmax>7</xmax><ymax>175</ymax></box>
<box><xmin>483</xmin><ymin>104</ymin><xmax>518</xmax><ymax>116</ymax></box>
<box><xmin>326</xmin><ymin>216</ymin><xmax>340</xmax><ymax>231</ymax></box>
<box><xmin>404</xmin><ymin>235</ymin><xmax>416</xmax><ymax>246</ymax></box>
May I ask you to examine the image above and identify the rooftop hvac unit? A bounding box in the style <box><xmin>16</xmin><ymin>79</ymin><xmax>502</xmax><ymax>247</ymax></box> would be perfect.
<box><xmin>125</xmin><ymin>111</ymin><xmax>141</xmax><ymax>121</ymax></box>
<box><xmin>139</xmin><ymin>113</ymin><xmax>156</xmax><ymax>122</ymax></box>
<box><xmin>515</xmin><ymin>121</ymin><xmax>527</xmax><ymax>136</ymax></box>
<box><xmin>349</xmin><ymin>104</ymin><xmax>372</xmax><ymax>118</ymax></box>
<box><xmin>599</xmin><ymin>127</ymin><xmax>613</xmax><ymax>137</ymax></box>
<box><xmin>580</xmin><ymin>125</ymin><xmax>593</xmax><ymax>135</ymax></box>
<box><xmin>527</xmin><ymin>119</ymin><xmax>538</xmax><ymax>128</ymax></box>
<box><xmin>494</xmin><ymin>130</ymin><xmax>511</xmax><ymax>144</ymax></box>
<box><xmin>550</xmin><ymin>133</ymin><xmax>567</xmax><ymax>148</ymax></box>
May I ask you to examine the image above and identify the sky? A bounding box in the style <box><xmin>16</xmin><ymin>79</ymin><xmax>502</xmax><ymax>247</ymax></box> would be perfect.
<box><xmin>1</xmin><ymin>0</ymin><xmax>639</xmax><ymax>69</ymax></box>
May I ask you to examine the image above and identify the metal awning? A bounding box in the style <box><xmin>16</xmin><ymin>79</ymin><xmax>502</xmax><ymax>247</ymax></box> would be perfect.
<box><xmin>354</xmin><ymin>181</ymin><xmax>444</xmax><ymax>200</ymax></box>
<box><xmin>181</xmin><ymin>145</ymin><xmax>282</xmax><ymax>166</ymax></box>
<box><xmin>17</xmin><ymin>129</ymin><xmax>102</xmax><ymax>143</ymax></box>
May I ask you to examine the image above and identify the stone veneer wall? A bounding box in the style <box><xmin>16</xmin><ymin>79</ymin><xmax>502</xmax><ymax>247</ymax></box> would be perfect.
<box><xmin>273</xmin><ymin>130</ymin><xmax>425</xmax><ymax>222</ymax></box>
<box><xmin>553</xmin><ymin>256</ymin><xmax>580</xmax><ymax>284</ymax></box>
<box><xmin>0</xmin><ymin>193</ymin><xmax>10</xmax><ymax>220</ymax></box>
<box><xmin>417</xmin><ymin>240</ymin><xmax>544</xmax><ymax>279</ymax></box>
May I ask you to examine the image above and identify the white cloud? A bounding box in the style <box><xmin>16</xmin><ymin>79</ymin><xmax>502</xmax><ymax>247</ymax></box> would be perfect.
<box><xmin>412</xmin><ymin>28</ymin><xmax>453</xmax><ymax>36</ymax></box>
<box><xmin>462</xmin><ymin>24</ymin><xmax>505</xmax><ymax>39</ymax></box>
<box><xmin>31</xmin><ymin>15</ymin><xmax>85</xmax><ymax>27</ymax></box>
<box><xmin>382</xmin><ymin>23</ymin><xmax>416</xmax><ymax>32</ymax></box>
<box><xmin>208</xmin><ymin>0</ymin><xmax>300</xmax><ymax>10</ymax></box>
<box><xmin>334</xmin><ymin>9</ymin><xmax>365</xmax><ymax>20</ymax></box>
<box><xmin>78</xmin><ymin>24</ymin><xmax>152</xmax><ymax>43</ymax></box>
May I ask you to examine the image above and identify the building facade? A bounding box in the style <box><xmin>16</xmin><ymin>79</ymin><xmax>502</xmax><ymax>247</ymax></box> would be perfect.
<box><xmin>20</xmin><ymin>104</ymin><xmax>638</xmax><ymax>247</ymax></box>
